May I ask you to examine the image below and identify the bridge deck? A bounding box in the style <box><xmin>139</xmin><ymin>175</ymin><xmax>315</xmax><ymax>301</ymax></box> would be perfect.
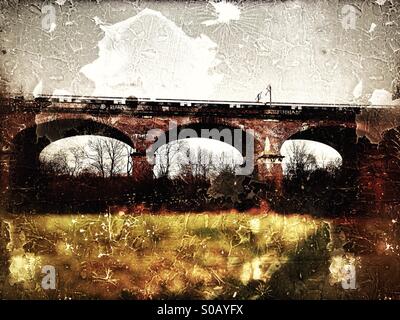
<box><xmin>33</xmin><ymin>94</ymin><xmax>372</xmax><ymax>109</ymax></box>
<box><xmin>1</xmin><ymin>95</ymin><xmax>396</xmax><ymax>120</ymax></box>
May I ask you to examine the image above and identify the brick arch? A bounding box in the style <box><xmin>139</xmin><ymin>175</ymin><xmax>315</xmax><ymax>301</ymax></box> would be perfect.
<box><xmin>148</xmin><ymin>121</ymin><xmax>255</xmax><ymax>159</ymax></box>
<box><xmin>34</xmin><ymin>118</ymin><xmax>135</xmax><ymax>149</ymax></box>
<box><xmin>8</xmin><ymin>118</ymin><xmax>135</xmax><ymax>209</ymax></box>
<box><xmin>143</xmin><ymin>120</ymin><xmax>260</xmax><ymax>177</ymax></box>
<box><xmin>279</xmin><ymin>125</ymin><xmax>358</xmax><ymax>162</ymax></box>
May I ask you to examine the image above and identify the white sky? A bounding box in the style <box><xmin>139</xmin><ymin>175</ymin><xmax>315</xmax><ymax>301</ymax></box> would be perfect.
<box><xmin>40</xmin><ymin>136</ymin><xmax>342</xmax><ymax>177</ymax></box>
<box><xmin>3</xmin><ymin>1</ymin><xmax>399</xmax><ymax>104</ymax></box>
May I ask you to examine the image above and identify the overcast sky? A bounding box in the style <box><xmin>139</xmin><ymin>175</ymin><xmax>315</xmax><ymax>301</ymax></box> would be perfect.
<box><xmin>1</xmin><ymin>0</ymin><xmax>400</xmax><ymax>104</ymax></box>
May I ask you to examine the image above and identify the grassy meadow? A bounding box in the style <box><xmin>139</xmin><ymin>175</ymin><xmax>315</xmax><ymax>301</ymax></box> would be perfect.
<box><xmin>1</xmin><ymin>211</ymin><xmax>399</xmax><ymax>299</ymax></box>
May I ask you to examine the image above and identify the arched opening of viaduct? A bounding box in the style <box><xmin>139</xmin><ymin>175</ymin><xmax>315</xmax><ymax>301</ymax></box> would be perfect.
<box><xmin>7</xmin><ymin>119</ymin><xmax>135</xmax><ymax>211</ymax></box>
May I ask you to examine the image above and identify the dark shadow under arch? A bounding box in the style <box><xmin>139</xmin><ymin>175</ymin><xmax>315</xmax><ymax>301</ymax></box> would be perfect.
<box><xmin>285</xmin><ymin>126</ymin><xmax>358</xmax><ymax>165</ymax></box>
<box><xmin>35</xmin><ymin>119</ymin><xmax>134</xmax><ymax>148</ymax></box>
<box><xmin>274</xmin><ymin>126</ymin><xmax>360</xmax><ymax>216</ymax></box>
<box><xmin>154</xmin><ymin>122</ymin><xmax>254</xmax><ymax>158</ymax></box>
<box><xmin>8</xmin><ymin>119</ymin><xmax>134</xmax><ymax>211</ymax></box>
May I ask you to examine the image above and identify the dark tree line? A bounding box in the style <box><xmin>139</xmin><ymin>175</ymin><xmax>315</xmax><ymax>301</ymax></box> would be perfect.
<box><xmin>21</xmin><ymin>138</ymin><xmax>363</xmax><ymax>216</ymax></box>
<box><xmin>268</xmin><ymin>141</ymin><xmax>358</xmax><ymax>216</ymax></box>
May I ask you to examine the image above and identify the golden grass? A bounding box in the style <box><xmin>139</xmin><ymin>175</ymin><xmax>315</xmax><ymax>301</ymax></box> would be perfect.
<box><xmin>2</xmin><ymin>212</ymin><xmax>332</xmax><ymax>299</ymax></box>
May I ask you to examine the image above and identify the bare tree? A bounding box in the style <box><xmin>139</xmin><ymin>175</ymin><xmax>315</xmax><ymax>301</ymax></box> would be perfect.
<box><xmin>212</xmin><ymin>151</ymin><xmax>239</xmax><ymax>177</ymax></box>
<box><xmin>69</xmin><ymin>146</ymin><xmax>85</xmax><ymax>176</ymax></box>
<box><xmin>103</xmin><ymin>139</ymin><xmax>126</xmax><ymax>177</ymax></box>
<box><xmin>177</xmin><ymin>147</ymin><xmax>240</xmax><ymax>182</ymax></box>
<box><xmin>176</xmin><ymin>146</ymin><xmax>215</xmax><ymax>181</ymax></box>
<box><xmin>87</xmin><ymin>138</ymin><xmax>107</xmax><ymax>177</ymax></box>
<box><xmin>183</xmin><ymin>147</ymin><xmax>212</xmax><ymax>178</ymax></box>
<box><xmin>53</xmin><ymin>150</ymin><xmax>70</xmax><ymax>175</ymax></box>
<box><xmin>41</xmin><ymin>150</ymin><xmax>70</xmax><ymax>176</ymax></box>
<box><xmin>197</xmin><ymin>147</ymin><xmax>214</xmax><ymax>179</ymax></box>
<box><xmin>285</xmin><ymin>141</ymin><xmax>317</xmax><ymax>177</ymax></box>
<box><xmin>124</xmin><ymin>145</ymin><xmax>133</xmax><ymax>176</ymax></box>
<box><xmin>155</xmin><ymin>140</ymin><xmax>188</xmax><ymax>178</ymax></box>
<box><xmin>86</xmin><ymin>137</ymin><xmax>133</xmax><ymax>177</ymax></box>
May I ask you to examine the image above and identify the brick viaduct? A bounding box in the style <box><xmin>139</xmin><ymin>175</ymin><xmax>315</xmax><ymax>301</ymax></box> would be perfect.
<box><xmin>0</xmin><ymin>96</ymin><xmax>395</xmax><ymax>212</ymax></box>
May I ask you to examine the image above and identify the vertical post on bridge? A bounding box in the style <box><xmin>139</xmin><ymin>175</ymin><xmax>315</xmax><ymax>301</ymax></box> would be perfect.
<box><xmin>255</xmin><ymin>84</ymin><xmax>272</xmax><ymax>107</ymax></box>
<box><xmin>266</xmin><ymin>84</ymin><xmax>272</xmax><ymax>108</ymax></box>
<box><xmin>270</xmin><ymin>86</ymin><xmax>272</xmax><ymax>107</ymax></box>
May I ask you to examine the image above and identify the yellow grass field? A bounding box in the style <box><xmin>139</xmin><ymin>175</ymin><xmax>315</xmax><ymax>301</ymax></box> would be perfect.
<box><xmin>1</xmin><ymin>211</ymin><xmax>399</xmax><ymax>299</ymax></box>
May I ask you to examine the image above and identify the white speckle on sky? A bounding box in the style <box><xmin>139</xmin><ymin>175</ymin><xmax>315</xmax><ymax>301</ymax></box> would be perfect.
<box><xmin>352</xmin><ymin>80</ymin><xmax>363</xmax><ymax>99</ymax></box>
<box><xmin>80</xmin><ymin>9</ymin><xmax>222</xmax><ymax>99</ymax></box>
<box><xmin>368</xmin><ymin>23</ymin><xmax>377</xmax><ymax>33</ymax></box>
<box><xmin>202</xmin><ymin>1</ymin><xmax>241</xmax><ymax>26</ymax></box>
<box><xmin>375</xmin><ymin>0</ymin><xmax>387</xmax><ymax>6</ymax></box>
<box><xmin>369</xmin><ymin>89</ymin><xmax>394</xmax><ymax>105</ymax></box>
<box><xmin>93</xmin><ymin>16</ymin><xmax>106</xmax><ymax>26</ymax></box>
<box><xmin>55</xmin><ymin>0</ymin><xmax>67</xmax><ymax>6</ymax></box>
<box><xmin>47</xmin><ymin>22</ymin><xmax>56</xmax><ymax>33</ymax></box>
<box><xmin>32</xmin><ymin>80</ymin><xmax>43</xmax><ymax>97</ymax></box>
